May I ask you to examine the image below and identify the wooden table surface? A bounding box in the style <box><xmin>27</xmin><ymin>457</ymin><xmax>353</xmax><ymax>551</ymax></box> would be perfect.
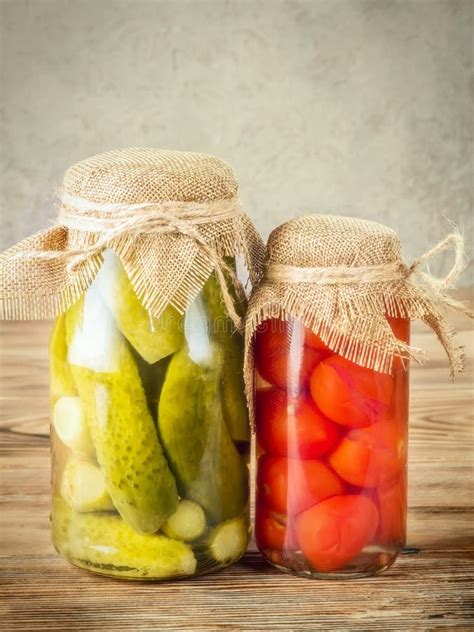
<box><xmin>1</xmin><ymin>292</ymin><xmax>473</xmax><ymax>631</ymax></box>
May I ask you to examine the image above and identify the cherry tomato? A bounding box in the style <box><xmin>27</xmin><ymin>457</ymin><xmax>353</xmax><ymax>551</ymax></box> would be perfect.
<box><xmin>387</xmin><ymin>316</ymin><xmax>410</xmax><ymax>344</ymax></box>
<box><xmin>256</xmin><ymin>388</ymin><xmax>340</xmax><ymax>458</ymax></box>
<box><xmin>295</xmin><ymin>494</ymin><xmax>379</xmax><ymax>572</ymax></box>
<box><xmin>387</xmin><ymin>316</ymin><xmax>410</xmax><ymax>371</ymax></box>
<box><xmin>327</xmin><ymin>417</ymin><xmax>405</xmax><ymax>487</ymax></box>
<box><xmin>376</xmin><ymin>477</ymin><xmax>407</xmax><ymax>546</ymax></box>
<box><xmin>255</xmin><ymin>319</ymin><xmax>328</xmax><ymax>390</ymax></box>
<box><xmin>255</xmin><ymin>504</ymin><xmax>297</xmax><ymax>551</ymax></box>
<box><xmin>304</xmin><ymin>328</ymin><xmax>331</xmax><ymax>352</ymax></box>
<box><xmin>257</xmin><ymin>454</ymin><xmax>344</xmax><ymax>516</ymax></box>
<box><xmin>310</xmin><ymin>354</ymin><xmax>394</xmax><ymax>428</ymax></box>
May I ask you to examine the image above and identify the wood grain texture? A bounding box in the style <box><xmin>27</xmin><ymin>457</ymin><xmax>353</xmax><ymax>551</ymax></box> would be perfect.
<box><xmin>1</xmin><ymin>290</ymin><xmax>473</xmax><ymax>630</ymax></box>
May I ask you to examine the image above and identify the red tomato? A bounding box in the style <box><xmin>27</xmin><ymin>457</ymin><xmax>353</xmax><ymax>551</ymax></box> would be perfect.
<box><xmin>387</xmin><ymin>316</ymin><xmax>410</xmax><ymax>344</ymax></box>
<box><xmin>376</xmin><ymin>477</ymin><xmax>407</xmax><ymax>546</ymax></box>
<box><xmin>388</xmin><ymin>371</ymin><xmax>409</xmax><ymax>429</ymax></box>
<box><xmin>257</xmin><ymin>454</ymin><xmax>344</xmax><ymax>516</ymax></box>
<box><xmin>310</xmin><ymin>354</ymin><xmax>394</xmax><ymax>428</ymax></box>
<box><xmin>256</xmin><ymin>388</ymin><xmax>340</xmax><ymax>458</ymax></box>
<box><xmin>255</xmin><ymin>319</ymin><xmax>328</xmax><ymax>390</ymax></box>
<box><xmin>387</xmin><ymin>316</ymin><xmax>410</xmax><ymax>371</ymax></box>
<box><xmin>255</xmin><ymin>504</ymin><xmax>297</xmax><ymax>551</ymax></box>
<box><xmin>327</xmin><ymin>417</ymin><xmax>406</xmax><ymax>488</ymax></box>
<box><xmin>295</xmin><ymin>495</ymin><xmax>379</xmax><ymax>572</ymax></box>
<box><xmin>304</xmin><ymin>328</ymin><xmax>331</xmax><ymax>352</ymax></box>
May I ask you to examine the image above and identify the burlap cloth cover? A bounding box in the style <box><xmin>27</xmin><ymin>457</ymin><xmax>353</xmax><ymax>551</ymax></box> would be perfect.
<box><xmin>0</xmin><ymin>148</ymin><xmax>265</xmax><ymax>326</ymax></box>
<box><xmin>244</xmin><ymin>214</ymin><xmax>472</xmax><ymax>422</ymax></box>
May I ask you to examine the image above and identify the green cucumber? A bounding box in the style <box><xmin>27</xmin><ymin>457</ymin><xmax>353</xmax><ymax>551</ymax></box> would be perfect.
<box><xmin>201</xmin><ymin>272</ymin><xmax>250</xmax><ymax>443</ymax></box>
<box><xmin>158</xmin><ymin>344</ymin><xmax>249</xmax><ymax>524</ymax></box>
<box><xmin>96</xmin><ymin>250</ymin><xmax>183</xmax><ymax>364</ymax></box>
<box><xmin>162</xmin><ymin>499</ymin><xmax>206</xmax><ymax>542</ymax></box>
<box><xmin>65</xmin><ymin>286</ymin><xmax>178</xmax><ymax>533</ymax></box>
<box><xmin>206</xmin><ymin>516</ymin><xmax>249</xmax><ymax>564</ymax></box>
<box><xmin>49</xmin><ymin>314</ymin><xmax>77</xmax><ymax>402</ymax></box>
<box><xmin>52</xmin><ymin>497</ymin><xmax>72</xmax><ymax>554</ymax></box>
<box><xmin>52</xmin><ymin>498</ymin><xmax>196</xmax><ymax>579</ymax></box>
<box><xmin>133</xmin><ymin>350</ymin><xmax>172</xmax><ymax>420</ymax></box>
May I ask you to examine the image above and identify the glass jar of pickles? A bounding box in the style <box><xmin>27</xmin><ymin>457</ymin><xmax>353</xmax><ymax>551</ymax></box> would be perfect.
<box><xmin>0</xmin><ymin>148</ymin><xmax>264</xmax><ymax>580</ymax></box>
<box><xmin>50</xmin><ymin>254</ymin><xmax>252</xmax><ymax>579</ymax></box>
<box><xmin>245</xmin><ymin>214</ymin><xmax>467</xmax><ymax>579</ymax></box>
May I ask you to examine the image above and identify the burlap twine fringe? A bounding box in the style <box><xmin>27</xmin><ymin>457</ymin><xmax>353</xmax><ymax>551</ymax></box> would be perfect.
<box><xmin>243</xmin><ymin>216</ymin><xmax>472</xmax><ymax>424</ymax></box>
<box><xmin>0</xmin><ymin>150</ymin><xmax>265</xmax><ymax>329</ymax></box>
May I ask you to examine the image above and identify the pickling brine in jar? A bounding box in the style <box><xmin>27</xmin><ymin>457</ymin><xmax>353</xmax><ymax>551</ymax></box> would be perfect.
<box><xmin>254</xmin><ymin>316</ymin><xmax>409</xmax><ymax>578</ymax></box>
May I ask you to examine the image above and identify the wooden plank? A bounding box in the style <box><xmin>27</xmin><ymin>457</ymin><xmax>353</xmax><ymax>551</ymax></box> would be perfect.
<box><xmin>0</xmin><ymin>548</ymin><xmax>473</xmax><ymax>631</ymax></box>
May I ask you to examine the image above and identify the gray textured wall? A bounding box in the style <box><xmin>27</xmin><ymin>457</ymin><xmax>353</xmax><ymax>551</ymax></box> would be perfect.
<box><xmin>1</xmin><ymin>0</ymin><xmax>472</xmax><ymax>283</ymax></box>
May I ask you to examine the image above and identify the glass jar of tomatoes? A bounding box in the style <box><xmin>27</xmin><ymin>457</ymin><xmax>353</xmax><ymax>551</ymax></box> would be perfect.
<box><xmin>254</xmin><ymin>316</ymin><xmax>409</xmax><ymax>578</ymax></box>
<box><xmin>244</xmin><ymin>214</ymin><xmax>426</xmax><ymax>579</ymax></box>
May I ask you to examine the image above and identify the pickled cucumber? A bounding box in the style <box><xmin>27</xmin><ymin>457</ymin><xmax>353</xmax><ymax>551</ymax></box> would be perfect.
<box><xmin>66</xmin><ymin>284</ymin><xmax>179</xmax><ymax>533</ymax></box>
<box><xmin>133</xmin><ymin>350</ymin><xmax>172</xmax><ymax>420</ymax></box>
<box><xmin>201</xmin><ymin>273</ymin><xmax>250</xmax><ymax>443</ymax></box>
<box><xmin>220</xmin><ymin>342</ymin><xmax>250</xmax><ymax>444</ymax></box>
<box><xmin>49</xmin><ymin>314</ymin><xmax>76</xmax><ymax>402</ymax></box>
<box><xmin>52</xmin><ymin>497</ymin><xmax>72</xmax><ymax>554</ymax></box>
<box><xmin>52</xmin><ymin>498</ymin><xmax>196</xmax><ymax>579</ymax></box>
<box><xmin>206</xmin><ymin>516</ymin><xmax>249</xmax><ymax>564</ymax></box>
<box><xmin>53</xmin><ymin>396</ymin><xmax>95</xmax><ymax>457</ymax></box>
<box><xmin>162</xmin><ymin>500</ymin><xmax>206</xmax><ymax>542</ymax></box>
<box><xmin>158</xmin><ymin>345</ymin><xmax>248</xmax><ymax>523</ymax></box>
<box><xmin>96</xmin><ymin>250</ymin><xmax>183</xmax><ymax>364</ymax></box>
<box><xmin>61</xmin><ymin>458</ymin><xmax>114</xmax><ymax>512</ymax></box>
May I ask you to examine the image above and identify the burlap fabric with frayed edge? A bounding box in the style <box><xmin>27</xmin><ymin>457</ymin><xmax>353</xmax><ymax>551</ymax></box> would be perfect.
<box><xmin>244</xmin><ymin>214</ymin><xmax>472</xmax><ymax>423</ymax></box>
<box><xmin>0</xmin><ymin>148</ymin><xmax>265</xmax><ymax>326</ymax></box>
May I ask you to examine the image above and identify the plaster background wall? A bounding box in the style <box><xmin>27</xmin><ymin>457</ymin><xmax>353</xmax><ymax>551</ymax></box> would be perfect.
<box><xmin>1</xmin><ymin>0</ymin><xmax>472</xmax><ymax>283</ymax></box>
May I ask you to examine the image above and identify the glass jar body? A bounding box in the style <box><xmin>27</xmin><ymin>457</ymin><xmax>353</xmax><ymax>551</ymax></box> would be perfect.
<box><xmin>50</xmin><ymin>251</ymin><xmax>250</xmax><ymax>580</ymax></box>
<box><xmin>254</xmin><ymin>316</ymin><xmax>409</xmax><ymax>579</ymax></box>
